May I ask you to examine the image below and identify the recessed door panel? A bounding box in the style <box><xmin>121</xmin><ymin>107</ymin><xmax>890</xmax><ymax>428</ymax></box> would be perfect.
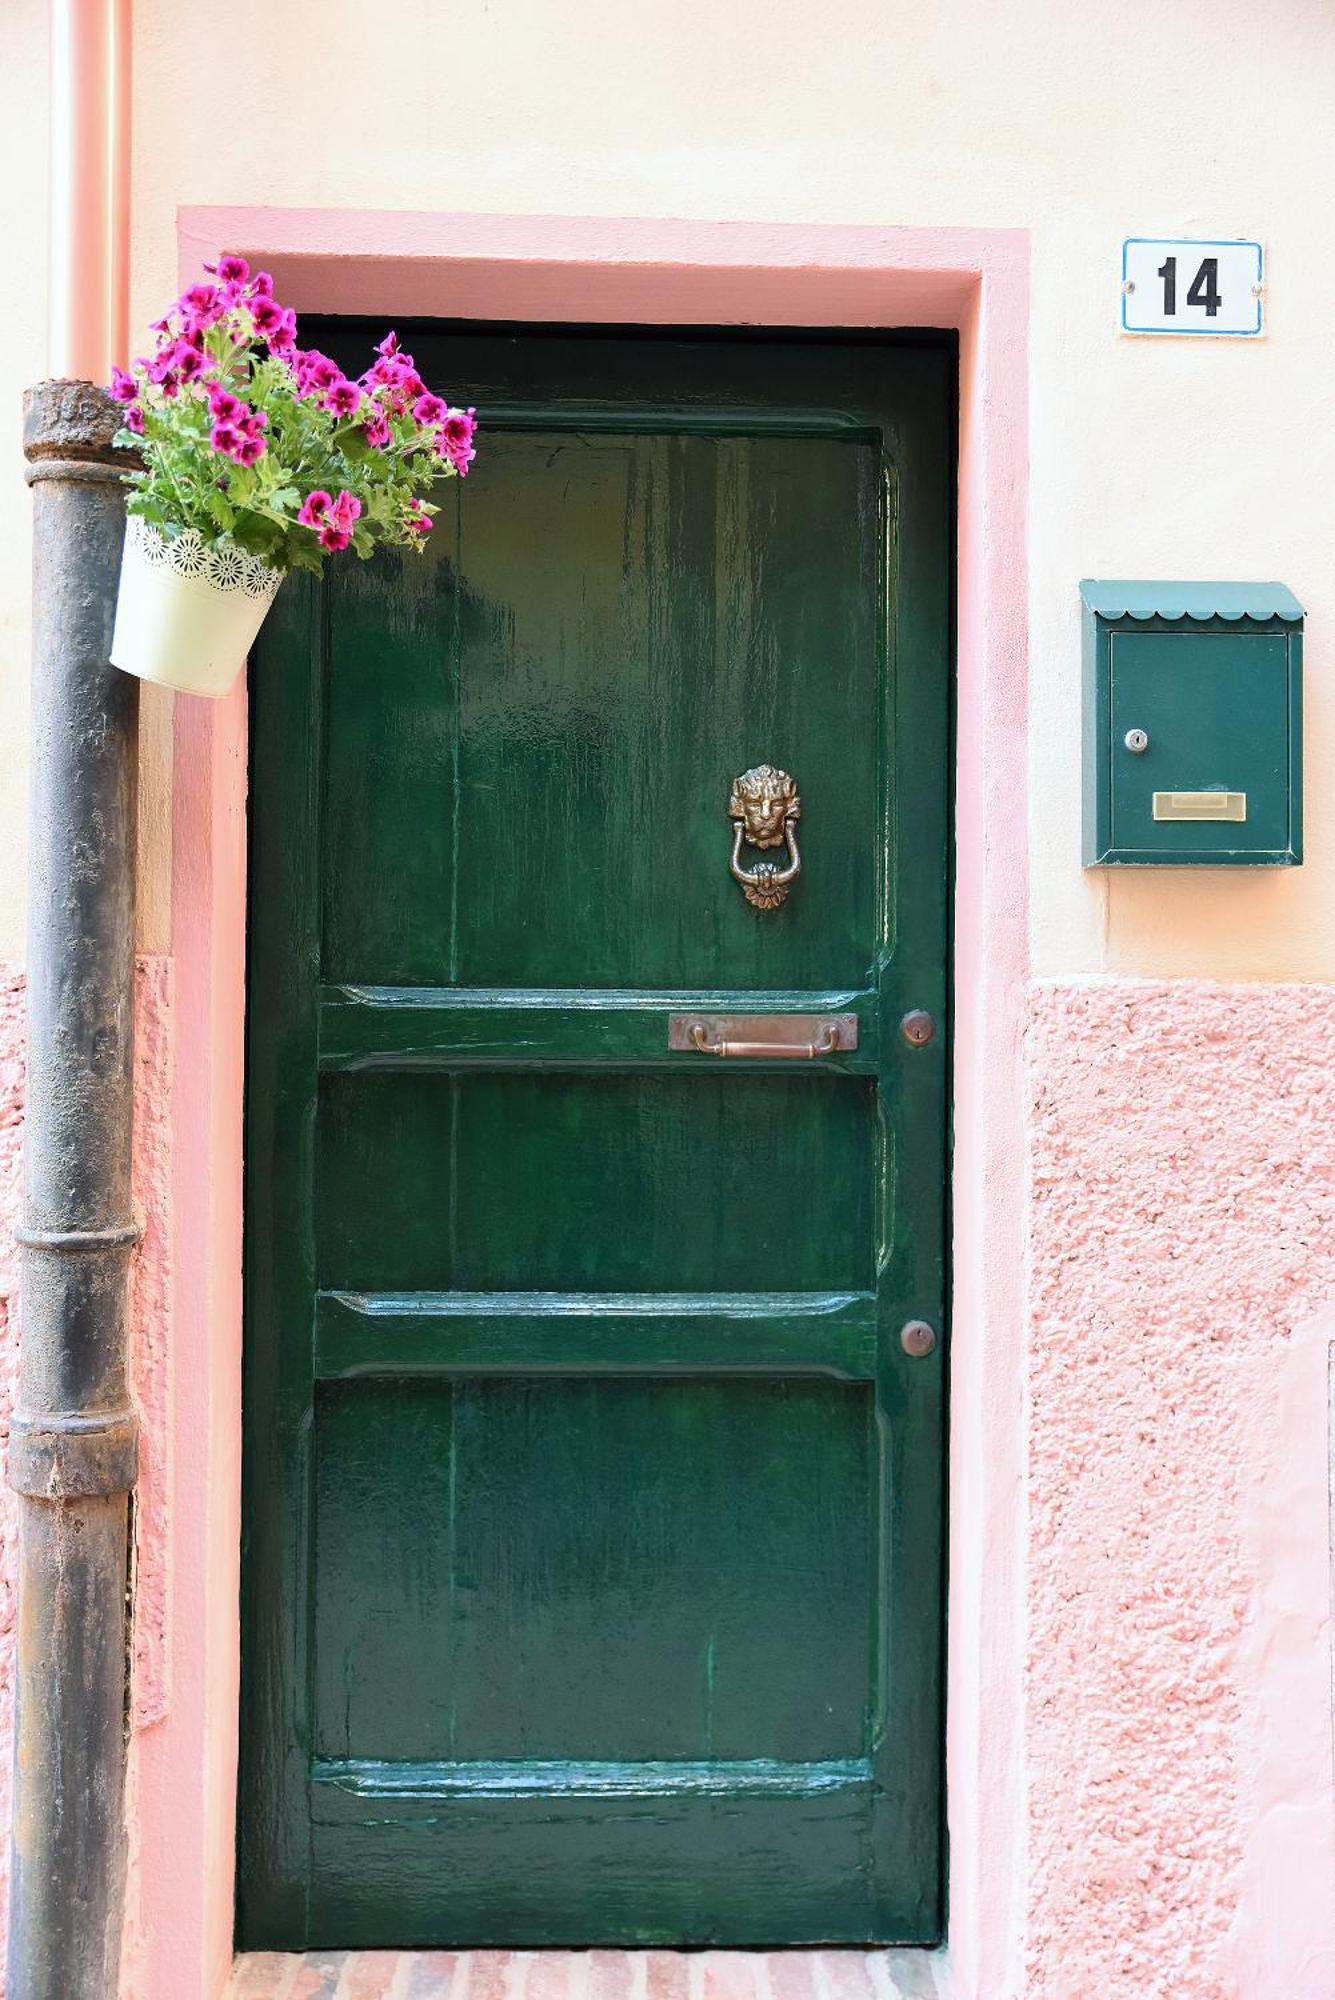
<box><xmin>316</xmin><ymin>1070</ymin><xmax>876</xmax><ymax>1295</ymax></box>
<box><xmin>313</xmin><ymin>1375</ymin><xmax>873</xmax><ymax>1764</ymax></box>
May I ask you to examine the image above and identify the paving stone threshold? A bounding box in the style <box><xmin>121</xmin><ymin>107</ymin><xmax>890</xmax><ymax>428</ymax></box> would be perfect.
<box><xmin>225</xmin><ymin>1948</ymin><xmax>950</xmax><ymax>2000</ymax></box>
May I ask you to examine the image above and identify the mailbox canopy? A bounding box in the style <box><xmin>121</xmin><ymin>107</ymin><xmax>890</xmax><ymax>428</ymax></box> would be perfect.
<box><xmin>1081</xmin><ymin>580</ymin><xmax>1304</xmax><ymax>867</ymax></box>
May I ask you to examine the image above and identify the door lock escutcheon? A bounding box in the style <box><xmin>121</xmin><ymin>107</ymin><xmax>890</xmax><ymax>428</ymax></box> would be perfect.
<box><xmin>900</xmin><ymin>1320</ymin><xmax>937</xmax><ymax>1358</ymax></box>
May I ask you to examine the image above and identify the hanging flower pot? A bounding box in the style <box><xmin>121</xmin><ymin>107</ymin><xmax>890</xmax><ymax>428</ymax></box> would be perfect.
<box><xmin>106</xmin><ymin>254</ymin><xmax>479</xmax><ymax>699</ymax></box>
<box><xmin>111</xmin><ymin>518</ymin><xmax>283</xmax><ymax>698</ymax></box>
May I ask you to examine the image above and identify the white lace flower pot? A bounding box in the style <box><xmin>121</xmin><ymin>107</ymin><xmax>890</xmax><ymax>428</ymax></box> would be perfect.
<box><xmin>110</xmin><ymin>517</ymin><xmax>284</xmax><ymax>698</ymax></box>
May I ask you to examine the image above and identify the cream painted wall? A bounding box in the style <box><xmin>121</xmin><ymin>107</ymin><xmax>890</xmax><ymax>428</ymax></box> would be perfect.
<box><xmin>4</xmin><ymin>0</ymin><xmax>1335</xmax><ymax>975</ymax></box>
<box><xmin>0</xmin><ymin>0</ymin><xmax>49</xmax><ymax>964</ymax></box>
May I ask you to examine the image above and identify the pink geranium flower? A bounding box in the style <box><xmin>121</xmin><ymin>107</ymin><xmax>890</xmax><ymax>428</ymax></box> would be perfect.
<box><xmin>208</xmin><ymin>387</ymin><xmax>245</xmax><ymax>423</ymax></box>
<box><xmin>181</xmin><ymin>283</ymin><xmax>222</xmax><ymax>324</ymax></box>
<box><xmin>442</xmin><ymin>406</ymin><xmax>476</xmax><ymax>451</ymax></box>
<box><xmin>413</xmin><ymin>392</ymin><xmax>447</xmax><ymax>427</ymax></box>
<box><xmin>324</xmin><ymin>378</ymin><xmax>363</xmax><ymax>418</ymax></box>
<box><xmin>306</xmin><ymin>487</ymin><xmax>364</xmax><ymax>551</ymax></box>
<box><xmin>440</xmin><ymin>408</ymin><xmax>477</xmax><ymax>476</ymax></box>
<box><xmin>295</xmin><ymin>350</ymin><xmax>342</xmax><ymax>399</ymax></box>
<box><xmin>250</xmin><ymin>296</ymin><xmax>287</xmax><ymax>340</ymax></box>
<box><xmin>213</xmin><ymin>254</ymin><xmax>249</xmax><ymax>285</ymax></box>
<box><xmin>362</xmin><ymin>410</ymin><xmax>391</xmax><ymax>449</ymax></box>
<box><xmin>368</xmin><ymin>353</ymin><xmax>424</xmax><ymax>408</ymax></box>
<box><xmin>210</xmin><ymin>421</ymin><xmax>243</xmax><ymax>458</ymax></box>
<box><xmin>124</xmin><ymin>403</ymin><xmax>144</xmax><ymax>434</ymax></box>
<box><xmin>110</xmin><ymin>366</ymin><xmax>137</xmax><ymax>404</ymax></box>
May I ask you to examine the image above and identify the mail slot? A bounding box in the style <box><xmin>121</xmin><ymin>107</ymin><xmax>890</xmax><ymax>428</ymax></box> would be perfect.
<box><xmin>1081</xmin><ymin>580</ymin><xmax>1303</xmax><ymax>866</ymax></box>
<box><xmin>1152</xmin><ymin>790</ymin><xmax>1247</xmax><ymax>822</ymax></box>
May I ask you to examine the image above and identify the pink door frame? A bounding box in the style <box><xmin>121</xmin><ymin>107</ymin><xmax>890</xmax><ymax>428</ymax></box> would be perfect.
<box><xmin>151</xmin><ymin>209</ymin><xmax>1030</xmax><ymax>2000</ymax></box>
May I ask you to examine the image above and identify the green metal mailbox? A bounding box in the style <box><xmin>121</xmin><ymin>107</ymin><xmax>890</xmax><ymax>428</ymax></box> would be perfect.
<box><xmin>1081</xmin><ymin>580</ymin><xmax>1304</xmax><ymax>866</ymax></box>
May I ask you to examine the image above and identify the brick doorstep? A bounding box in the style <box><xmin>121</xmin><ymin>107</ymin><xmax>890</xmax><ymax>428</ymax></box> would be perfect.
<box><xmin>225</xmin><ymin>1950</ymin><xmax>949</xmax><ymax>2000</ymax></box>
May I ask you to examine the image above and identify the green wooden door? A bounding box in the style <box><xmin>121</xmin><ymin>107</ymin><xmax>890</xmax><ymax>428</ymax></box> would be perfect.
<box><xmin>240</xmin><ymin>326</ymin><xmax>952</xmax><ymax>1950</ymax></box>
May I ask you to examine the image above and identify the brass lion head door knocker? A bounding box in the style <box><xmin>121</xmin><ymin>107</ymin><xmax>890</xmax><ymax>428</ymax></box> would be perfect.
<box><xmin>728</xmin><ymin>763</ymin><xmax>801</xmax><ymax>910</ymax></box>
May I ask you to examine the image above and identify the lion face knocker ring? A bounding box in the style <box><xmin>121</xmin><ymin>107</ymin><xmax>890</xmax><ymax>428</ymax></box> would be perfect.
<box><xmin>728</xmin><ymin>763</ymin><xmax>802</xmax><ymax>911</ymax></box>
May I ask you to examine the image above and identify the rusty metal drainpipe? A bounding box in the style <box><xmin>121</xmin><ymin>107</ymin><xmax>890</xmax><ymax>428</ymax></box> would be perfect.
<box><xmin>7</xmin><ymin>0</ymin><xmax>140</xmax><ymax>1989</ymax></box>
<box><xmin>8</xmin><ymin>387</ymin><xmax>140</xmax><ymax>1998</ymax></box>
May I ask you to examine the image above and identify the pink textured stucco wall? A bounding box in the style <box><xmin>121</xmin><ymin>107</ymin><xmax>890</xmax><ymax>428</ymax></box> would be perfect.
<box><xmin>1027</xmin><ymin>978</ymin><xmax>1335</xmax><ymax>1999</ymax></box>
<box><xmin>0</xmin><ymin>958</ymin><xmax>173</xmax><ymax>1993</ymax></box>
<box><xmin>129</xmin><ymin>954</ymin><xmax>174</xmax><ymax>1734</ymax></box>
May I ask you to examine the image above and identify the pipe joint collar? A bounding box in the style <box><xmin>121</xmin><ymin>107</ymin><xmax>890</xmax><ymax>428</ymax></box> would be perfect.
<box><xmin>22</xmin><ymin>378</ymin><xmax>132</xmax><ymax>483</ymax></box>
<box><xmin>8</xmin><ymin>1408</ymin><xmax>140</xmax><ymax>1498</ymax></box>
<box><xmin>17</xmin><ymin>1219</ymin><xmax>142</xmax><ymax>1254</ymax></box>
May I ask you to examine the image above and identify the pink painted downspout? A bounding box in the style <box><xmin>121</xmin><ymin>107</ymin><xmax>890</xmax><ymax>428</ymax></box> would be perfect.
<box><xmin>48</xmin><ymin>0</ymin><xmax>131</xmax><ymax>381</ymax></box>
<box><xmin>110</xmin><ymin>0</ymin><xmax>132</xmax><ymax>371</ymax></box>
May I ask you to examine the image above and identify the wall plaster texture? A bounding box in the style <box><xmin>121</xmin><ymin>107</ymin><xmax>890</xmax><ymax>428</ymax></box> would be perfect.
<box><xmin>1026</xmin><ymin>977</ymin><xmax>1335</xmax><ymax>1999</ymax></box>
<box><xmin>0</xmin><ymin>958</ymin><xmax>174</xmax><ymax>1991</ymax></box>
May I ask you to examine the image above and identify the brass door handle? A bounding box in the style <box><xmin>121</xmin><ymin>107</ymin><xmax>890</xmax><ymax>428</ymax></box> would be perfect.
<box><xmin>668</xmin><ymin>1014</ymin><xmax>858</xmax><ymax>1058</ymax></box>
<box><xmin>728</xmin><ymin>763</ymin><xmax>801</xmax><ymax>910</ymax></box>
<box><xmin>691</xmin><ymin>1020</ymin><xmax>835</xmax><ymax>1059</ymax></box>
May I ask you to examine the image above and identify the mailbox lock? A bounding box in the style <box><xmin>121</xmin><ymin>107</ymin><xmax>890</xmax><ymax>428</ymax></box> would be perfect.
<box><xmin>1123</xmin><ymin>728</ymin><xmax>1149</xmax><ymax>754</ymax></box>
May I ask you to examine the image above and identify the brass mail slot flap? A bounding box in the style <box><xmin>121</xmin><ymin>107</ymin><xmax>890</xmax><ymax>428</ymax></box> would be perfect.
<box><xmin>668</xmin><ymin>1012</ymin><xmax>858</xmax><ymax>1058</ymax></box>
<box><xmin>1152</xmin><ymin>790</ymin><xmax>1247</xmax><ymax>823</ymax></box>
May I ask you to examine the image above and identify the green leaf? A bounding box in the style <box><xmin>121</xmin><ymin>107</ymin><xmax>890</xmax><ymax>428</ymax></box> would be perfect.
<box><xmin>230</xmin><ymin>510</ymin><xmax>284</xmax><ymax>562</ymax></box>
